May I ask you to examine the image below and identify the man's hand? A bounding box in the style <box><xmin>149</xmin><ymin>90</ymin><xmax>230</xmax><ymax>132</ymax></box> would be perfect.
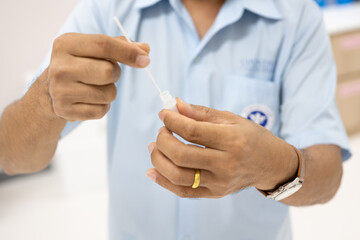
<box><xmin>146</xmin><ymin>99</ymin><xmax>299</xmax><ymax>199</ymax></box>
<box><xmin>48</xmin><ymin>33</ymin><xmax>150</xmax><ymax>122</ymax></box>
<box><xmin>0</xmin><ymin>33</ymin><xmax>151</xmax><ymax>175</ymax></box>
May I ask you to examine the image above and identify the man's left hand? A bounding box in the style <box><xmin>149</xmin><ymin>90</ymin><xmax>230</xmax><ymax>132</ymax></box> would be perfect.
<box><xmin>146</xmin><ymin>99</ymin><xmax>299</xmax><ymax>198</ymax></box>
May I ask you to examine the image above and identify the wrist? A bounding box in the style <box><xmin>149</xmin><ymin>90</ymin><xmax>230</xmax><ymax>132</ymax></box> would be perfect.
<box><xmin>23</xmin><ymin>68</ymin><xmax>66</xmax><ymax>124</ymax></box>
<box><xmin>256</xmin><ymin>141</ymin><xmax>299</xmax><ymax>191</ymax></box>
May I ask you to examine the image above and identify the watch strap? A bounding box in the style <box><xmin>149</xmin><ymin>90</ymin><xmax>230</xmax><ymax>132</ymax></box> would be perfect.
<box><xmin>257</xmin><ymin>145</ymin><xmax>304</xmax><ymax>198</ymax></box>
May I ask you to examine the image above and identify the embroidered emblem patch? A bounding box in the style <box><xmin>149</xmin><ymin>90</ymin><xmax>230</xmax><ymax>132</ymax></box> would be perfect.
<box><xmin>241</xmin><ymin>104</ymin><xmax>275</xmax><ymax>130</ymax></box>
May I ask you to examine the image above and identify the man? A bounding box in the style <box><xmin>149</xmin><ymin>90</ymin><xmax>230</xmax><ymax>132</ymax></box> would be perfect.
<box><xmin>0</xmin><ymin>0</ymin><xmax>351</xmax><ymax>239</ymax></box>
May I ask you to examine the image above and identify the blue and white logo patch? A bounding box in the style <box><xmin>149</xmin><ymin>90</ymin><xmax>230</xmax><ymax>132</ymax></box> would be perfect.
<box><xmin>241</xmin><ymin>104</ymin><xmax>275</xmax><ymax>130</ymax></box>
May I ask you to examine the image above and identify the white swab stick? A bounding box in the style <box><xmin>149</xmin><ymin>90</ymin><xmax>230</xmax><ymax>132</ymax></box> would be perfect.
<box><xmin>114</xmin><ymin>16</ymin><xmax>162</xmax><ymax>94</ymax></box>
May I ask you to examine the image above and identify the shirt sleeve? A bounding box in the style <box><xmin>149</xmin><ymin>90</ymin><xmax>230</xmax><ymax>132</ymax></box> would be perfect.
<box><xmin>25</xmin><ymin>0</ymin><xmax>107</xmax><ymax>138</ymax></box>
<box><xmin>279</xmin><ymin>0</ymin><xmax>351</xmax><ymax>161</ymax></box>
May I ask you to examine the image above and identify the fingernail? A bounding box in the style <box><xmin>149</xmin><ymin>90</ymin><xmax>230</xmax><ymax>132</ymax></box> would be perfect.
<box><xmin>148</xmin><ymin>144</ymin><xmax>154</xmax><ymax>154</ymax></box>
<box><xmin>159</xmin><ymin>111</ymin><xmax>164</xmax><ymax>122</ymax></box>
<box><xmin>177</xmin><ymin>98</ymin><xmax>190</xmax><ymax>109</ymax></box>
<box><xmin>146</xmin><ymin>172</ymin><xmax>156</xmax><ymax>182</ymax></box>
<box><xmin>136</xmin><ymin>55</ymin><xmax>150</xmax><ymax>67</ymax></box>
<box><xmin>135</xmin><ymin>42</ymin><xmax>146</xmax><ymax>46</ymax></box>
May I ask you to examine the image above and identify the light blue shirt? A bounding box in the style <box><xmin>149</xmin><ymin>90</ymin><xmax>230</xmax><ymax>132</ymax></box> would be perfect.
<box><xmin>30</xmin><ymin>0</ymin><xmax>351</xmax><ymax>239</ymax></box>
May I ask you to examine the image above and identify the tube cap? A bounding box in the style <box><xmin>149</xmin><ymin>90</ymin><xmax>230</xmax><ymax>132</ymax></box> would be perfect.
<box><xmin>160</xmin><ymin>91</ymin><xmax>178</xmax><ymax>112</ymax></box>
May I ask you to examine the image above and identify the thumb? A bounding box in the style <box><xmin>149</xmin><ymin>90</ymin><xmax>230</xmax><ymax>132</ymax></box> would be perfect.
<box><xmin>115</xmin><ymin>36</ymin><xmax>151</xmax><ymax>54</ymax></box>
<box><xmin>176</xmin><ymin>98</ymin><xmax>238</xmax><ymax>124</ymax></box>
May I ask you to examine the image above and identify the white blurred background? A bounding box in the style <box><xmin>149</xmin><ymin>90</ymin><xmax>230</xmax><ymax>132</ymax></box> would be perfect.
<box><xmin>0</xmin><ymin>1</ymin><xmax>359</xmax><ymax>240</ymax></box>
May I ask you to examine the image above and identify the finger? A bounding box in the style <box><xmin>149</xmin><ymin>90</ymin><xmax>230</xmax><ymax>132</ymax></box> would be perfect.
<box><xmin>159</xmin><ymin>110</ymin><xmax>232</xmax><ymax>150</ymax></box>
<box><xmin>73</xmin><ymin>57</ymin><xmax>121</xmax><ymax>85</ymax></box>
<box><xmin>149</xmin><ymin>142</ymin><xmax>213</xmax><ymax>187</ymax></box>
<box><xmin>55</xmin><ymin>33</ymin><xmax>150</xmax><ymax>68</ymax></box>
<box><xmin>133</xmin><ymin>42</ymin><xmax>150</xmax><ymax>54</ymax></box>
<box><xmin>176</xmin><ymin>98</ymin><xmax>239</xmax><ymax>124</ymax></box>
<box><xmin>146</xmin><ymin>168</ymin><xmax>215</xmax><ymax>199</ymax></box>
<box><xmin>156</xmin><ymin>127</ymin><xmax>223</xmax><ymax>170</ymax></box>
<box><xmin>55</xmin><ymin>103</ymin><xmax>110</xmax><ymax>121</ymax></box>
<box><xmin>66</xmin><ymin>82</ymin><xmax>117</xmax><ymax>105</ymax></box>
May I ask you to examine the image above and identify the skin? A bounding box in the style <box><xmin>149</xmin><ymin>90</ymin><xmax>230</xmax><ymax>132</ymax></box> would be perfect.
<box><xmin>0</xmin><ymin>34</ymin><xmax>150</xmax><ymax>174</ymax></box>
<box><xmin>147</xmin><ymin>100</ymin><xmax>343</xmax><ymax>206</ymax></box>
<box><xmin>0</xmin><ymin>0</ymin><xmax>343</xmax><ymax>206</ymax></box>
<box><xmin>182</xmin><ymin>0</ymin><xmax>225</xmax><ymax>39</ymax></box>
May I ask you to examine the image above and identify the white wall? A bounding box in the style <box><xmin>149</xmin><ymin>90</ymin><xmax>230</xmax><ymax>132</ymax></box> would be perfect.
<box><xmin>0</xmin><ymin>0</ymin><xmax>79</xmax><ymax>113</ymax></box>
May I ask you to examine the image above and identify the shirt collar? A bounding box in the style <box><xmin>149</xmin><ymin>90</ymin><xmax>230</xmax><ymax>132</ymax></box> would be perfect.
<box><xmin>134</xmin><ymin>0</ymin><xmax>162</xmax><ymax>9</ymax></box>
<box><xmin>134</xmin><ymin>0</ymin><xmax>282</xmax><ymax>20</ymax></box>
<box><xmin>243</xmin><ymin>0</ymin><xmax>282</xmax><ymax>20</ymax></box>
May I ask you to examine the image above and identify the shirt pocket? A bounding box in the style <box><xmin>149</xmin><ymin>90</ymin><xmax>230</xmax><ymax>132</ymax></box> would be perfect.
<box><xmin>220</xmin><ymin>75</ymin><xmax>280</xmax><ymax>134</ymax></box>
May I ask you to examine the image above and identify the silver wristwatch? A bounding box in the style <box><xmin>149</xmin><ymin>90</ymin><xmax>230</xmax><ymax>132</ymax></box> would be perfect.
<box><xmin>259</xmin><ymin>146</ymin><xmax>305</xmax><ymax>201</ymax></box>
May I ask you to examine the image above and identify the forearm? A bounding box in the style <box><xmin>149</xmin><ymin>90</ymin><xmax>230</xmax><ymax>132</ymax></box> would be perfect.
<box><xmin>0</xmin><ymin>69</ymin><xmax>67</xmax><ymax>175</ymax></box>
<box><xmin>280</xmin><ymin>144</ymin><xmax>343</xmax><ymax>206</ymax></box>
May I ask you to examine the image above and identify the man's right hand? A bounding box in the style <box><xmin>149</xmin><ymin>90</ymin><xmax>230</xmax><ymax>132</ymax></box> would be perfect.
<box><xmin>48</xmin><ymin>33</ymin><xmax>150</xmax><ymax>122</ymax></box>
<box><xmin>0</xmin><ymin>33</ymin><xmax>150</xmax><ymax>174</ymax></box>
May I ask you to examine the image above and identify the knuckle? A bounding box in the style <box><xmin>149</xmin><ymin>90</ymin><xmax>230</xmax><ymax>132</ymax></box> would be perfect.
<box><xmin>184</xmin><ymin>124</ymin><xmax>198</xmax><ymax>141</ymax></box>
<box><xmin>110</xmin><ymin>84</ymin><xmax>118</xmax><ymax>101</ymax></box>
<box><xmin>53</xmin><ymin>103</ymin><xmax>69</xmax><ymax>119</ymax></box>
<box><xmin>184</xmin><ymin>124</ymin><xmax>199</xmax><ymax>141</ymax></box>
<box><xmin>82</xmin><ymin>105</ymin><xmax>108</xmax><ymax>120</ymax></box>
<box><xmin>53</xmin><ymin>33</ymin><xmax>73</xmax><ymax>51</ymax></box>
<box><xmin>157</xmin><ymin>127</ymin><xmax>167</xmax><ymax>138</ymax></box>
<box><xmin>201</xmin><ymin>106</ymin><xmax>212</xmax><ymax>115</ymax></box>
<box><xmin>171</xmin><ymin>169</ymin><xmax>185</xmax><ymax>185</ymax></box>
<box><xmin>98</xmin><ymin>90</ymin><xmax>108</xmax><ymax>103</ymax></box>
<box><xmin>172</xmin><ymin>148</ymin><xmax>187</xmax><ymax>166</ymax></box>
<box><xmin>56</xmin><ymin>97</ymin><xmax>70</xmax><ymax>111</ymax></box>
<box><xmin>49</xmin><ymin>83</ymin><xmax>65</xmax><ymax>101</ymax></box>
<box><xmin>103</xmin><ymin>62</ymin><xmax>115</xmax><ymax>79</ymax></box>
<box><xmin>156</xmin><ymin>129</ymin><xmax>167</xmax><ymax>146</ymax></box>
<box><xmin>105</xmin><ymin>84</ymin><xmax>117</xmax><ymax>103</ymax></box>
<box><xmin>62</xmin><ymin>32</ymin><xmax>75</xmax><ymax>39</ymax></box>
<box><xmin>84</xmin><ymin>110</ymin><xmax>98</xmax><ymax>120</ymax></box>
<box><xmin>49</xmin><ymin>64</ymin><xmax>64</xmax><ymax>80</ymax></box>
<box><xmin>229</xmin><ymin>130</ymin><xmax>247</xmax><ymax>150</ymax></box>
<box><xmin>49</xmin><ymin>62</ymin><xmax>72</xmax><ymax>81</ymax></box>
<box><xmin>53</xmin><ymin>36</ymin><xmax>65</xmax><ymax>52</ymax></box>
<box><xmin>98</xmin><ymin>104</ymin><xmax>110</xmax><ymax>117</ymax></box>
<box><xmin>94</xmin><ymin>35</ymin><xmax>111</xmax><ymax>54</ymax></box>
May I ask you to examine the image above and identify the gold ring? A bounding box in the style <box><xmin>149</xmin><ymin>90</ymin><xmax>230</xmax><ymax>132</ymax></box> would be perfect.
<box><xmin>192</xmin><ymin>169</ymin><xmax>201</xmax><ymax>189</ymax></box>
